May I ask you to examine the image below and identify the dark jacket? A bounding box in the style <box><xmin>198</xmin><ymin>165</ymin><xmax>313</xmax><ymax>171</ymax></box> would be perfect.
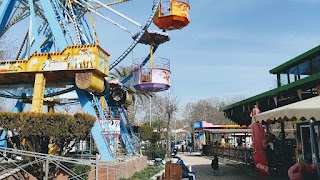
<box><xmin>211</xmin><ymin>158</ymin><xmax>219</xmax><ymax>170</ymax></box>
<box><xmin>177</xmin><ymin>159</ymin><xmax>190</xmax><ymax>178</ymax></box>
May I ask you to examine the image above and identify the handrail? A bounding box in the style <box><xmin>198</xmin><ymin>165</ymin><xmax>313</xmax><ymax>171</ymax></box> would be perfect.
<box><xmin>0</xmin><ymin>147</ymin><xmax>118</xmax><ymax>167</ymax></box>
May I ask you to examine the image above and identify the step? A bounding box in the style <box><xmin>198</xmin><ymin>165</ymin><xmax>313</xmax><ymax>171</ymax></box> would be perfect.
<box><xmin>0</xmin><ymin>168</ymin><xmax>21</xmax><ymax>179</ymax></box>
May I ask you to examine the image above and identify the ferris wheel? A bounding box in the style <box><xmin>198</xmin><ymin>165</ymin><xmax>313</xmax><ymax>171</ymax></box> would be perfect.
<box><xmin>0</xmin><ymin>0</ymin><xmax>190</xmax><ymax>97</ymax></box>
<box><xmin>0</xmin><ymin>0</ymin><xmax>190</xmax><ymax>160</ymax></box>
<box><xmin>1</xmin><ymin>0</ymin><xmax>158</xmax><ymax>56</ymax></box>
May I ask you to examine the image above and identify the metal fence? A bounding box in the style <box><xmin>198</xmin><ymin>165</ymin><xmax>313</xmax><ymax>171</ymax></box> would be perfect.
<box><xmin>0</xmin><ymin>147</ymin><xmax>119</xmax><ymax>180</ymax></box>
<box><xmin>205</xmin><ymin>146</ymin><xmax>254</xmax><ymax>164</ymax></box>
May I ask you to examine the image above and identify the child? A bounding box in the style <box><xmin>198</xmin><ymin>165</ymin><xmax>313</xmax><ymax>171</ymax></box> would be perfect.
<box><xmin>211</xmin><ymin>154</ymin><xmax>221</xmax><ymax>176</ymax></box>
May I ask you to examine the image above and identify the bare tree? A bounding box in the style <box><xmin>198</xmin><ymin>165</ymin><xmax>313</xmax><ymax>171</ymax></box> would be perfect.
<box><xmin>182</xmin><ymin>97</ymin><xmax>245</xmax><ymax>150</ymax></box>
<box><xmin>183</xmin><ymin>98</ymin><xmax>234</xmax><ymax>125</ymax></box>
<box><xmin>162</xmin><ymin>91</ymin><xmax>179</xmax><ymax>158</ymax></box>
<box><xmin>61</xmin><ymin>105</ymin><xmax>71</xmax><ymax>114</ymax></box>
<box><xmin>135</xmin><ymin>95</ymin><xmax>166</xmax><ymax>128</ymax></box>
<box><xmin>183</xmin><ymin>102</ymin><xmax>197</xmax><ymax>150</ymax></box>
<box><xmin>222</xmin><ymin>95</ymin><xmax>247</xmax><ymax>106</ymax></box>
<box><xmin>0</xmin><ymin>35</ymin><xmax>16</xmax><ymax>60</ymax></box>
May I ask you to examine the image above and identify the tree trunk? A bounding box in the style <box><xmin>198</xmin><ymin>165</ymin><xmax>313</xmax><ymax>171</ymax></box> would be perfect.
<box><xmin>191</xmin><ymin>123</ymin><xmax>195</xmax><ymax>151</ymax></box>
<box><xmin>127</xmin><ymin>103</ymin><xmax>135</xmax><ymax>125</ymax></box>
<box><xmin>166</xmin><ymin>114</ymin><xmax>171</xmax><ymax>159</ymax></box>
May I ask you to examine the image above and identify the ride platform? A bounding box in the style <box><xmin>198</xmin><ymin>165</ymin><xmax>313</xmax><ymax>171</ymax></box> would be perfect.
<box><xmin>0</xmin><ymin>45</ymin><xmax>109</xmax><ymax>91</ymax></box>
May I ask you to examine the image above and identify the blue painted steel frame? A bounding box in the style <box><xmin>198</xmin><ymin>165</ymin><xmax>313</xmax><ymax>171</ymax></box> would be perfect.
<box><xmin>0</xmin><ymin>131</ymin><xmax>7</xmax><ymax>148</ymax></box>
<box><xmin>119</xmin><ymin>117</ymin><xmax>135</xmax><ymax>154</ymax></box>
<box><xmin>75</xmin><ymin>87</ymin><xmax>114</xmax><ymax>160</ymax></box>
<box><xmin>72</xmin><ymin>6</ymin><xmax>90</xmax><ymax>44</ymax></box>
<box><xmin>120</xmin><ymin>107</ymin><xmax>139</xmax><ymax>148</ymax></box>
<box><xmin>108</xmin><ymin>100</ymin><xmax>135</xmax><ymax>155</ymax></box>
<box><xmin>39</xmin><ymin>0</ymin><xmax>68</xmax><ymax>51</ymax></box>
<box><xmin>29</xmin><ymin>0</ymin><xmax>41</xmax><ymax>53</ymax></box>
<box><xmin>13</xmin><ymin>99</ymin><xmax>26</xmax><ymax>113</ymax></box>
<box><xmin>0</xmin><ymin>0</ymin><xmax>17</xmax><ymax>35</ymax></box>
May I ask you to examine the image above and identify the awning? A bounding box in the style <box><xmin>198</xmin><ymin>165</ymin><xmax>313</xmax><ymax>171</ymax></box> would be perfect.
<box><xmin>203</xmin><ymin>128</ymin><xmax>251</xmax><ymax>134</ymax></box>
<box><xmin>252</xmin><ymin>96</ymin><xmax>320</xmax><ymax>123</ymax></box>
<box><xmin>172</xmin><ymin>128</ymin><xmax>187</xmax><ymax>133</ymax></box>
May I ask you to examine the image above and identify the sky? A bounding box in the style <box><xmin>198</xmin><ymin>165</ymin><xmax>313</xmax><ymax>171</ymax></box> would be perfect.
<box><xmin>4</xmin><ymin>0</ymin><xmax>320</xmax><ymax>109</ymax></box>
<box><xmin>148</xmin><ymin>0</ymin><xmax>320</xmax><ymax>106</ymax></box>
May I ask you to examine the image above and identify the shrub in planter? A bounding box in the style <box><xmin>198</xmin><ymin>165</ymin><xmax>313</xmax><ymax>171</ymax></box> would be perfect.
<box><xmin>142</xmin><ymin>147</ymin><xmax>166</xmax><ymax>160</ymax></box>
<box><xmin>120</xmin><ymin>166</ymin><xmax>163</xmax><ymax>180</ymax></box>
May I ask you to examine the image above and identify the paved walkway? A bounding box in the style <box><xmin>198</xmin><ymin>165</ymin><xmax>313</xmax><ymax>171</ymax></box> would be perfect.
<box><xmin>151</xmin><ymin>153</ymin><xmax>290</xmax><ymax>180</ymax></box>
<box><xmin>179</xmin><ymin>153</ymin><xmax>258</xmax><ymax>180</ymax></box>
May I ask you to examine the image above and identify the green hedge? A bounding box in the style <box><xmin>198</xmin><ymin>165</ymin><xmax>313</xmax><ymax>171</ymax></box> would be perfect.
<box><xmin>0</xmin><ymin>112</ymin><xmax>95</xmax><ymax>139</ymax></box>
<box><xmin>120</xmin><ymin>166</ymin><xmax>163</xmax><ymax>180</ymax></box>
<box><xmin>142</xmin><ymin>147</ymin><xmax>166</xmax><ymax>160</ymax></box>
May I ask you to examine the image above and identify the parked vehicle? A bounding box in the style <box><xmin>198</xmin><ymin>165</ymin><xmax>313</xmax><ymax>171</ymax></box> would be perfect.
<box><xmin>174</xmin><ymin>141</ymin><xmax>182</xmax><ymax>150</ymax></box>
<box><xmin>141</xmin><ymin>140</ymin><xmax>150</xmax><ymax>150</ymax></box>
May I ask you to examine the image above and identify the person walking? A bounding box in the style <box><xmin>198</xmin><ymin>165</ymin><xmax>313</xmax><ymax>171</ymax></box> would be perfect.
<box><xmin>211</xmin><ymin>154</ymin><xmax>221</xmax><ymax>176</ymax></box>
<box><xmin>188</xmin><ymin>142</ymin><xmax>192</xmax><ymax>154</ymax></box>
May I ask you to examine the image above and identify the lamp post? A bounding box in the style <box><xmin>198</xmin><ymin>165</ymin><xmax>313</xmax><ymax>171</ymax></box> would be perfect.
<box><xmin>175</xmin><ymin>118</ymin><xmax>177</xmax><ymax>148</ymax></box>
<box><xmin>149</xmin><ymin>96</ymin><xmax>151</xmax><ymax>127</ymax></box>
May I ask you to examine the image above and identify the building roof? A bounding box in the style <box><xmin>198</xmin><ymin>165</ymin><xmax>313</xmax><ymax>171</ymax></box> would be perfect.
<box><xmin>270</xmin><ymin>45</ymin><xmax>320</xmax><ymax>74</ymax></box>
<box><xmin>221</xmin><ymin>71</ymin><xmax>320</xmax><ymax>111</ymax></box>
<box><xmin>202</xmin><ymin>128</ymin><xmax>251</xmax><ymax>134</ymax></box>
<box><xmin>221</xmin><ymin>44</ymin><xmax>320</xmax><ymax>125</ymax></box>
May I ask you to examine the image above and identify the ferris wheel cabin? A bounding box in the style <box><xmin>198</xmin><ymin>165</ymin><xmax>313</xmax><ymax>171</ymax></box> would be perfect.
<box><xmin>133</xmin><ymin>58</ymin><xmax>170</xmax><ymax>92</ymax></box>
<box><xmin>153</xmin><ymin>0</ymin><xmax>190</xmax><ymax>30</ymax></box>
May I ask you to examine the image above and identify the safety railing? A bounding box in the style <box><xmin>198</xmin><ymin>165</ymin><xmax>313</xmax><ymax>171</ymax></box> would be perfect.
<box><xmin>0</xmin><ymin>147</ymin><xmax>120</xmax><ymax>179</ymax></box>
<box><xmin>207</xmin><ymin>146</ymin><xmax>254</xmax><ymax>164</ymax></box>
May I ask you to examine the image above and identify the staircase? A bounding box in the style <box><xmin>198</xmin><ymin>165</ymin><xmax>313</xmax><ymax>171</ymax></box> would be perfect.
<box><xmin>0</xmin><ymin>168</ymin><xmax>21</xmax><ymax>179</ymax></box>
<box><xmin>75</xmin><ymin>88</ymin><xmax>115</xmax><ymax>160</ymax></box>
<box><xmin>76</xmin><ymin>88</ymin><xmax>140</xmax><ymax>159</ymax></box>
<box><xmin>0</xmin><ymin>130</ymin><xmax>7</xmax><ymax>147</ymax></box>
<box><xmin>119</xmin><ymin>107</ymin><xmax>140</xmax><ymax>152</ymax></box>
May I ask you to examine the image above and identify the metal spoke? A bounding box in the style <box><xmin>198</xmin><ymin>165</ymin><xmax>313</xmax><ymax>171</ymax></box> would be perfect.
<box><xmin>91</xmin><ymin>0</ymin><xmax>142</xmax><ymax>28</ymax></box>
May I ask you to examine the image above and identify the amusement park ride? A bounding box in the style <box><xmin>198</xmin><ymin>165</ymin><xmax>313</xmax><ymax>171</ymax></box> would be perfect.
<box><xmin>0</xmin><ymin>0</ymin><xmax>190</xmax><ymax>160</ymax></box>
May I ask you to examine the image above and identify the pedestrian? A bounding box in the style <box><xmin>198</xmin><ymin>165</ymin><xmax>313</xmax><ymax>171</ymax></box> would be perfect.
<box><xmin>188</xmin><ymin>142</ymin><xmax>192</xmax><ymax>154</ymax></box>
<box><xmin>211</xmin><ymin>154</ymin><xmax>221</xmax><ymax>176</ymax></box>
<box><xmin>171</xmin><ymin>141</ymin><xmax>174</xmax><ymax>152</ymax></box>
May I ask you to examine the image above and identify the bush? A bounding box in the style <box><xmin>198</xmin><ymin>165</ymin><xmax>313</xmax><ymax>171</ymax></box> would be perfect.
<box><xmin>138</xmin><ymin>125</ymin><xmax>154</xmax><ymax>141</ymax></box>
<box><xmin>70</xmin><ymin>165</ymin><xmax>91</xmax><ymax>180</ymax></box>
<box><xmin>0</xmin><ymin>112</ymin><xmax>95</xmax><ymax>139</ymax></box>
<box><xmin>142</xmin><ymin>147</ymin><xmax>166</xmax><ymax>160</ymax></box>
<box><xmin>120</xmin><ymin>166</ymin><xmax>163</xmax><ymax>180</ymax></box>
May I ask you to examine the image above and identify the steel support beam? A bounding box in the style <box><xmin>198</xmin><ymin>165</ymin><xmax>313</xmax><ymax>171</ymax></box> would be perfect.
<box><xmin>120</xmin><ymin>119</ymin><xmax>135</xmax><ymax>154</ymax></box>
<box><xmin>75</xmin><ymin>87</ymin><xmax>114</xmax><ymax>160</ymax></box>
<box><xmin>31</xmin><ymin>73</ymin><xmax>46</xmax><ymax>113</ymax></box>
<box><xmin>39</xmin><ymin>0</ymin><xmax>68</xmax><ymax>51</ymax></box>
<box><xmin>29</xmin><ymin>0</ymin><xmax>41</xmax><ymax>53</ymax></box>
<box><xmin>0</xmin><ymin>0</ymin><xmax>17</xmax><ymax>35</ymax></box>
<box><xmin>13</xmin><ymin>93</ymin><xmax>26</xmax><ymax>113</ymax></box>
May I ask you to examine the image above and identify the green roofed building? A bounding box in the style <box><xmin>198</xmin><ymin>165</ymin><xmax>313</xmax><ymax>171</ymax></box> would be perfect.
<box><xmin>221</xmin><ymin>45</ymin><xmax>320</xmax><ymax>125</ymax></box>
